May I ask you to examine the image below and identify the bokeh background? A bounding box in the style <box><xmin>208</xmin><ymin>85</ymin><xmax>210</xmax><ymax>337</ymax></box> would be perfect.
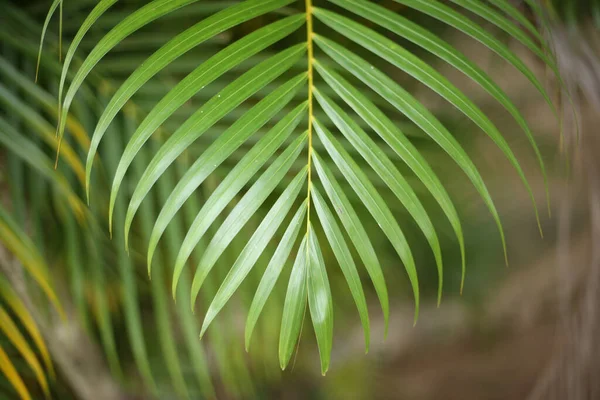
<box><xmin>1</xmin><ymin>1</ymin><xmax>599</xmax><ymax>399</ymax></box>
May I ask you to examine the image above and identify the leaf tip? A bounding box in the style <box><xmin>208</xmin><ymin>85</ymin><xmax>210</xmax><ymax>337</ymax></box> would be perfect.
<box><xmin>108</xmin><ymin>211</ymin><xmax>114</xmax><ymax>238</ymax></box>
<box><xmin>413</xmin><ymin>306</ymin><xmax>419</xmax><ymax>327</ymax></box>
<box><xmin>190</xmin><ymin>297</ymin><xmax>196</xmax><ymax>314</ymax></box>
<box><xmin>54</xmin><ymin>136</ymin><xmax>63</xmax><ymax>169</ymax></box>
<box><xmin>147</xmin><ymin>251</ymin><xmax>155</xmax><ymax>277</ymax></box>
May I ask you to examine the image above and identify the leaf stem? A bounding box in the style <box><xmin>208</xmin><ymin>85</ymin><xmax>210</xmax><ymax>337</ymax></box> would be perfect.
<box><xmin>305</xmin><ymin>0</ymin><xmax>314</xmax><ymax>233</ymax></box>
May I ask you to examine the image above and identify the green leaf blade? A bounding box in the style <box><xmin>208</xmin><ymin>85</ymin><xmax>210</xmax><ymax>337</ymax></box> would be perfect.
<box><xmin>390</xmin><ymin>0</ymin><xmax>556</xmax><ymax>116</ymax></box>
<box><xmin>334</xmin><ymin>0</ymin><xmax>549</xmax><ymax>222</ymax></box>
<box><xmin>314</xmin><ymin>9</ymin><xmax>541</xmax><ymax>238</ymax></box>
<box><xmin>36</xmin><ymin>0</ymin><xmax>62</xmax><ymax>82</ymax></box>
<box><xmin>307</xmin><ymin>226</ymin><xmax>334</xmax><ymax>376</ymax></box>
<box><xmin>146</xmin><ymin>73</ymin><xmax>307</xmax><ymax>274</ymax></box>
<box><xmin>58</xmin><ymin>0</ymin><xmax>118</xmax><ymax>125</ymax></box>
<box><xmin>171</xmin><ymin>105</ymin><xmax>307</xmax><ymax>296</ymax></box>
<box><xmin>201</xmin><ymin>168</ymin><xmax>306</xmax><ymax>337</ymax></box>
<box><xmin>57</xmin><ymin>0</ymin><xmax>200</xmax><ymax>141</ymax></box>
<box><xmin>312</xmin><ymin>187</ymin><xmax>370</xmax><ymax>352</ymax></box>
<box><xmin>313</xmin><ymin>87</ymin><xmax>444</xmax><ymax>304</ymax></box>
<box><xmin>312</xmin><ymin>152</ymin><xmax>389</xmax><ymax>335</ymax></box>
<box><xmin>279</xmin><ymin>236</ymin><xmax>308</xmax><ymax>370</ymax></box>
<box><xmin>118</xmin><ymin>43</ymin><xmax>306</xmax><ymax>242</ymax></box>
<box><xmin>313</xmin><ymin>119</ymin><xmax>420</xmax><ymax>322</ymax></box>
<box><xmin>85</xmin><ymin>7</ymin><xmax>303</xmax><ymax>199</ymax></box>
<box><xmin>190</xmin><ymin>161</ymin><xmax>308</xmax><ymax>309</ymax></box>
<box><xmin>246</xmin><ymin>201</ymin><xmax>307</xmax><ymax>350</ymax></box>
<box><xmin>315</xmin><ymin>36</ymin><xmax>506</xmax><ymax>269</ymax></box>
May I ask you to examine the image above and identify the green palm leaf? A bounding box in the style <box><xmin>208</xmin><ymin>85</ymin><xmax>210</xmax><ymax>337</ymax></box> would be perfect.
<box><xmin>314</xmin><ymin>36</ymin><xmax>508</xmax><ymax>267</ymax></box>
<box><xmin>56</xmin><ymin>0</ymin><xmax>200</xmax><ymax>143</ymax></box>
<box><xmin>172</xmin><ymin>104</ymin><xmax>307</xmax><ymax>295</ymax></box>
<box><xmin>190</xmin><ymin>143</ymin><xmax>307</xmax><ymax>307</ymax></box>
<box><xmin>306</xmin><ymin>225</ymin><xmax>333</xmax><ymax>375</ymax></box>
<box><xmin>312</xmin><ymin>153</ymin><xmax>389</xmax><ymax>334</ymax></box>
<box><xmin>117</xmin><ymin>42</ymin><xmax>306</xmax><ymax>240</ymax></box>
<box><xmin>332</xmin><ymin>0</ymin><xmax>550</xmax><ymax>216</ymax></box>
<box><xmin>391</xmin><ymin>0</ymin><xmax>556</xmax><ymax>115</ymax></box>
<box><xmin>279</xmin><ymin>235</ymin><xmax>309</xmax><ymax>371</ymax></box>
<box><xmin>314</xmin><ymin>8</ymin><xmax>542</xmax><ymax>238</ymax></box>
<box><xmin>312</xmin><ymin>186</ymin><xmax>369</xmax><ymax>351</ymax></box>
<box><xmin>35</xmin><ymin>0</ymin><xmax>62</xmax><ymax>82</ymax></box>
<box><xmin>36</xmin><ymin>0</ymin><xmax>559</xmax><ymax>379</ymax></box>
<box><xmin>313</xmin><ymin>88</ymin><xmax>443</xmax><ymax>304</ymax></box>
<box><xmin>201</xmin><ymin>168</ymin><xmax>306</xmax><ymax>337</ymax></box>
<box><xmin>313</xmin><ymin>120</ymin><xmax>420</xmax><ymax>319</ymax></box>
<box><xmin>146</xmin><ymin>74</ymin><xmax>307</xmax><ymax>275</ymax></box>
<box><xmin>87</xmin><ymin>3</ymin><xmax>300</xmax><ymax>199</ymax></box>
<box><xmin>246</xmin><ymin>201</ymin><xmax>307</xmax><ymax>350</ymax></box>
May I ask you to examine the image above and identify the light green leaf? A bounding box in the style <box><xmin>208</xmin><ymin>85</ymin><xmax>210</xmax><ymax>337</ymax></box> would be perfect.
<box><xmin>57</xmin><ymin>0</ymin><xmax>200</xmax><ymax>141</ymax></box>
<box><xmin>314</xmin><ymin>60</ymin><xmax>464</xmax><ymax>294</ymax></box>
<box><xmin>311</xmin><ymin>186</ymin><xmax>369</xmax><ymax>352</ymax></box>
<box><xmin>246</xmin><ymin>201</ymin><xmax>307</xmax><ymax>350</ymax></box>
<box><xmin>315</xmin><ymin>8</ymin><xmax>541</xmax><ymax>237</ymax></box>
<box><xmin>450</xmin><ymin>0</ymin><xmax>555</xmax><ymax>69</ymax></box>
<box><xmin>36</xmin><ymin>0</ymin><xmax>62</xmax><ymax>82</ymax></box>
<box><xmin>85</xmin><ymin>0</ymin><xmax>299</xmax><ymax>199</ymax></box>
<box><xmin>485</xmin><ymin>0</ymin><xmax>544</xmax><ymax>41</ymax></box>
<box><xmin>201</xmin><ymin>168</ymin><xmax>306</xmax><ymax>336</ymax></box>
<box><xmin>279</xmin><ymin>235</ymin><xmax>308</xmax><ymax>370</ymax></box>
<box><xmin>313</xmin><ymin>119</ymin><xmax>420</xmax><ymax>321</ymax></box>
<box><xmin>314</xmin><ymin>36</ymin><xmax>507</xmax><ymax>268</ymax></box>
<box><xmin>146</xmin><ymin>73</ymin><xmax>307</xmax><ymax>274</ymax></box>
<box><xmin>333</xmin><ymin>0</ymin><xmax>549</xmax><ymax>219</ymax></box>
<box><xmin>171</xmin><ymin>104</ymin><xmax>307</xmax><ymax>296</ymax></box>
<box><xmin>391</xmin><ymin>0</ymin><xmax>556</xmax><ymax>115</ymax></box>
<box><xmin>313</xmin><ymin>87</ymin><xmax>444</xmax><ymax>304</ymax></box>
<box><xmin>191</xmin><ymin>164</ymin><xmax>308</xmax><ymax>309</ymax></box>
<box><xmin>306</xmin><ymin>225</ymin><xmax>334</xmax><ymax>376</ymax></box>
<box><xmin>312</xmin><ymin>152</ymin><xmax>389</xmax><ymax>335</ymax></box>
<box><xmin>117</xmin><ymin>43</ymin><xmax>307</xmax><ymax>240</ymax></box>
<box><xmin>57</xmin><ymin>0</ymin><xmax>118</xmax><ymax>121</ymax></box>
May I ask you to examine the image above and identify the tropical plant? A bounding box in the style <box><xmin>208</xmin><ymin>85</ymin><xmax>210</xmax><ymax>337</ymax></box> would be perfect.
<box><xmin>0</xmin><ymin>0</ymin><xmax>569</xmax><ymax>398</ymax></box>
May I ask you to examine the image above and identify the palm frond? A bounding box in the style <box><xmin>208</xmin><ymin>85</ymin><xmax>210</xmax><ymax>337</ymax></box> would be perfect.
<box><xmin>2</xmin><ymin>0</ymin><xmax>559</xmax><ymax>388</ymax></box>
<box><xmin>43</xmin><ymin>0</ymin><xmax>556</xmax><ymax>373</ymax></box>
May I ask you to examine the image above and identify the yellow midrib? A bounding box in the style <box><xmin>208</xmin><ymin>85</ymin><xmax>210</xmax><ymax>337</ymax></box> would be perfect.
<box><xmin>305</xmin><ymin>0</ymin><xmax>314</xmax><ymax>234</ymax></box>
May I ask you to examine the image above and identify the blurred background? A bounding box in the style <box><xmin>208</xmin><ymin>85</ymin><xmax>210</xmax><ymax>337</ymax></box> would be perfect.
<box><xmin>1</xmin><ymin>0</ymin><xmax>599</xmax><ymax>399</ymax></box>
